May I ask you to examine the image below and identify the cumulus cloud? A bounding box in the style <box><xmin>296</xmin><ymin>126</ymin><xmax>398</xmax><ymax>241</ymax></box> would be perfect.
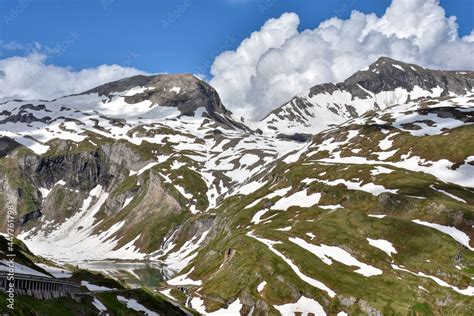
<box><xmin>210</xmin><ymin>0</ymin><xmax>474</xmax><ymax>120</ymax></box>
<box><xmin>209</xmin><ymin>12</ymin><xmax>299</xmax><ymax>118</ymax></box>
<box><xmin>0</xmin><ymin>53</ymin><xmax>145</xmax><ymax>101</ymax></box>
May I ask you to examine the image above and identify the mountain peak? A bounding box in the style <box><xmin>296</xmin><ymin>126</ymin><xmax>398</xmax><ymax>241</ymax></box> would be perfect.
<box><xmin>76</xmin><ymin>73</ymin><xmax>251</xmax><ymax>130</ymax></box>
<box><xmin>82</xmin><ymin>73</ymin><xmax>200</xmax><ymax>97</ymax></box>
<box><xmin>374</xmin><ymin>56</ymin><xmax>408</xmax><ymax>65</ymax></box>
<box><xmin>344</xmin><ymin>56</ymin><xmax>473</xmax><ymax>95</ymax></box>
<box><xmin>81</xmin><ymin>73</ymin><xmax>229</xmax><ymax>116</ymax></box>
<box><xmin>355</xmin><ymin>56</ymin><xmax>423</xmax><ymax>76</ymax></box>
<box><xmin>260</xmin><ymin>57</ymin><xmax>474</xmax><ymax>134</ymax></box>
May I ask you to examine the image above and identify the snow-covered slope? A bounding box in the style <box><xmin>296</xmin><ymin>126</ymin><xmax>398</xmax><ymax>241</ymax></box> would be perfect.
<box><xmin>260</xmin><ymin>57</ymin><xmax>474</xmax><ymax>134</ymax></box>
<box><xmin>304</xmin><ymin>92</ymin><xmax>474</xmax><ymax>188</ymax></box>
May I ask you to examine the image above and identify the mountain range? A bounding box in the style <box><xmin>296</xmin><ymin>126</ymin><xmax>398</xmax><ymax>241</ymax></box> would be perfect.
<box><xmin>1</xmin><ymin>57</ymin><xmax>473</xmax><ymax>315</ymax></box>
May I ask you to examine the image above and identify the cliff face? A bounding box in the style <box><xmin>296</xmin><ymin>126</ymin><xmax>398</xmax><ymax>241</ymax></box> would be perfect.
<box><xmin>1</xmin><ymin>138</ymin><xmax>188</xmax><ymax>255</ymax></box>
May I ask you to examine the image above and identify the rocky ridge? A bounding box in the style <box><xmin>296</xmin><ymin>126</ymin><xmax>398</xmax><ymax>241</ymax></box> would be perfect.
<box><xmin>261</xmin><ymin>57</ymin><xmax>474</xmax><ymax>134</ymax></box>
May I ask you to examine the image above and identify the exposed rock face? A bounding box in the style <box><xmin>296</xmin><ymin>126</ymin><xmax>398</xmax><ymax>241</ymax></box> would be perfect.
<box><xmin>32</xmin><ymin>151</ymin><xmax>108</xmax><ymax>190</ymax></box>
<box><xmin>1</xmin><ymin>138</ymin><xmax>188</xmax><ymax>255</ymax></box>
<box><xmin>0</xmin><ymin>137</ymin><xmax>21</xmax><ymax>157</ymax></box>
<box><xmin>276</xmin><ymin>132</ymin><xmax>312</xmax><ymax>143</ymax></box>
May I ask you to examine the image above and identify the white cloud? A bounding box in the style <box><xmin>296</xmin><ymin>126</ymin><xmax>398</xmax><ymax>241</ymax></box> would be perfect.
<box><xmin>209</xmin><ymin>12</ymin><xmax>299</xmax><ymax>119</ymax></box>
<box><xmin>0</xmin><ymin>53</ymin><xmax>145</xmax><ymax>101</ymax></box>
<box><xmin>210</xmin><ymin>0</ymin><xmax>474</xmax><ymax>120</ymax></box>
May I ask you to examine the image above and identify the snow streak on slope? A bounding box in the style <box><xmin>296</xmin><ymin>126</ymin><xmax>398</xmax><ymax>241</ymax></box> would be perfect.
<box><xmin>412</xmin><ymin>220</ymin><xmax>473</xmax><ymax>251</ymax></box>
<box><xmin>117</xmin><ymin>296</ymin><xmax>159</xmax><ymax>316</ymax></box>
<box><xmin>18</xmin><ymin>185</ymin><xmax>146</xmax><ymax>261</ymax></box>
<box><xmin>289</xmin><ymin>237</ymin><xmax>383</xmax><ymax>277</ymax></box>
<box><xmin>247</xmin><ymin>231</ymin><xmax>336</xmax><ymax>297</ymax></box>
<box><xmin>190</xmin><ymin>297</ymin><xmax>243</xmax><ymax>316</ymax></box>
<box><xmin>391</xmin><ymin>265</ymin><xmax>474</xmax><ymax>296</ymax></box>
<box><xmin>271</xmin><ymin>189</ymin><xmax>321</xmax><ymax>210</ymax></box>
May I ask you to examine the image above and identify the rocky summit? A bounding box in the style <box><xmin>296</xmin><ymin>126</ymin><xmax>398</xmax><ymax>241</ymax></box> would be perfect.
<box><xmin>1</xmin><ymin>57</ymin><xmax>473</xmax><ymax>315</ymax></box>
<box><xmin>261</xmin><ymin>57</ymin><xmax>474</xmax><ymax>135</ymax></box>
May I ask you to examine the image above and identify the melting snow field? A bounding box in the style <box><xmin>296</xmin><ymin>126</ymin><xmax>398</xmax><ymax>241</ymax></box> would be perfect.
<box><xmin>167</xmin><ymin>267</ymin><xmax>202</xmax><ymax>286</ymax></box>
<box><xmin>371</xmin><ymin>166</ymin><xmax>394</xmax><ymax>176</ymax></box>
<box><xmin>158</xmin><ymin>230</ymin><xmax>210</xmax><ymax>271</ymax></box>
<box><xmin>250</xmin><ymin>209</ymin><xmax>270</xmax><ymax>224</ymax></box>
<box><xmin>319</xmin><ymin>204</ymin><xmax>343</xmax><ymax>210</ymax></box>
<box><xmin>393</xmin><ymin>112</ymin><xmax>469</xmax><ymax>137</ymax></box>
<box><xmin>81</xmin><ymin>281</ymin><xmax>117</xmax><ymax>292</ymax></box>
<box><xmin>92</xmin><ymin>298</ymin><xmax>108</xmax><ymax>312</ymax></box>
<box><xmin>318</xmin><ymin>178</ymin><xmax>397</xmax><ymax>196</ymax></box>
<box><xmin>18</xmin><ymin>185</ymin><xmax>146</xmax><ymax>262</ymax></box>
<box><xmin>274</xmin><ymin>296</ymin><xmax>326</xmax><ymax>316</ymax></box>
<box><xmin>260</xmin><ymin>84</ymin><xmax>446</xmax><ymax>135</ymax></box>
<box><xmin>317</xmin><ymin>155</ymin><xmax>474</xmax><ymax>188</ymax></box>
<box><xmin>306</xmin><ymin>94</ymin><xmax>474</xmax><ymax>189</ymax></box>
<box><xmin>391</xmin><ymin>265</ymin><xmax>474</xmax><ymax>296</ymax></box>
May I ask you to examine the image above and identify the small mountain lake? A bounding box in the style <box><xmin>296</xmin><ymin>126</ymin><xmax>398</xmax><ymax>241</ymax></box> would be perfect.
<box><xmin>72</xmin><ymin>260</ymin><xmax>175</xmax><ymax>288</ymax></box>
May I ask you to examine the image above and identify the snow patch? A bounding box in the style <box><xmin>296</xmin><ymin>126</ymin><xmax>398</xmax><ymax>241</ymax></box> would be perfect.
<box><xmin>274</xmin><ymin>296</ymin><xmax>326</xmax><ymax>316</ymax></box>
<box><xmin>367</xmin><ymin>238</ymin><xmax>397</xmax><ymax>257</ymax></box>
<box><xmin>271</xmin><ymin>189</ymin><xmax>321</xmax><ymax>211</ymax></box>
<box><xmin>412</xmin><ymin>220</ymin><xmax>473</xmax><ymax>250</ymax></box>
<box><xmin>257</xmin><ymin>281</ymin><xmax>266</xmax><ymax>292</ymax></box>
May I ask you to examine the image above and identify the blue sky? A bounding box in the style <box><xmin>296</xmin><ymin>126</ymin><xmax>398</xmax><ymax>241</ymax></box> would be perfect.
<box><xmin>1</xmin><ymin>0</ymin><xmax>472</xmax><ymax>75</ymax></box>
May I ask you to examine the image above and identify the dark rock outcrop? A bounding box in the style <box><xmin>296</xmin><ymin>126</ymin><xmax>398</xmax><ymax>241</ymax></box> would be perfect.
<box><xmin>82</xmin><ymin>74</ymin><xmax>250</xmax><ymax>131</ymax></box>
